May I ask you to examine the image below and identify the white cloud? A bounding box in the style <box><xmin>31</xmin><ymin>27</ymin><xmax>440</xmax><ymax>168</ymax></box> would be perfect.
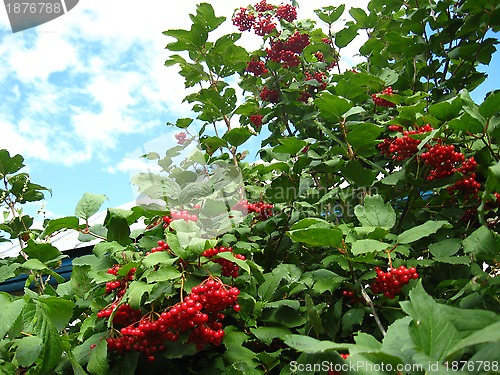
<box><xmin>0</xmin><ymin>0</ymin><xmax>369</xmax><ymax>169</ymax></box>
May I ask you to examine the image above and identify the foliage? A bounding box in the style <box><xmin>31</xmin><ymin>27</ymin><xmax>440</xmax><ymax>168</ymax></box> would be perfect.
<box><xmin>1</xmin><ymin>0</ymin><xmax>500</xmax><ymax>374</ymax></box>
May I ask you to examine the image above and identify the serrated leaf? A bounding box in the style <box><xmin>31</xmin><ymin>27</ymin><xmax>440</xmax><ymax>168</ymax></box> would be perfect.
<box><xmin>0</xmin><ymin>294</ymin><xmax>25</xmax><ymax>338</ymax></box>
<box><xmin>123</xmin><ymin>281</ymin><xmax>153</xmax><ymax>309</ymax></box>
<box><xmin>462</xmin><ymin>226</ymin><xmax>498</xmax><ymax>260</ymax></box>
<box><xmin>38</xmin><ymin>296</ymin><xmax>74</xmax><ymax>331</ymax></box>
<box><xmin>250</xmin><ymin>326</ymin><xmax>292</xmax><ymax>345</ymax></box>
<box><xmin>354</xmin><ymin>195</ymin><xmax>396</xmax><ymax>229</ymax></box>
<box><xmin>216</xmin><ymin>251</ymin><xmax>250</xmax><ymax>274</ymax></box>
<box><xmin>42</xmin><ymin>216</ymin><xmax>80</xmax><ymax>237</ymax></box>
<box><xmin>378</xmin><ymin>68</ymin><xmax>399</xmax><ymax>86</ymax></box>
<box><xmin>314</xmin><ymin>5</ymin><xmax>344</xmax><ymax>24</ymax></box>
<box><xmin>287</xmin><ymin>218</ymin><xmax>343</xmax><ymax>248</ymax></box>
<box><xmin>351</xmin><ymin>239</ymin><xmax>390</xmax><ymax>255</ymax></box>
<box><xmin>479</xmin><ymin>91</ymin><xmax>500</xmax><ymax>118</ymax></box>
<box><xmin>402</xmin><ymin>282</ymin><xmax>461</xmax><ymax>361</ymax></box>
<box><xmin>397</xmin><ymin>221</ymin><xmax>450</xmax><ymax>244</ymax></box>
<box><xmin>23</xmin><ymin>241</ymin><xmax>63</xmax><ymax>264</ymax></box>
<box><xmin>315</xmin><ymin>92</ymin><xmax>353</xmax><ymax>123</ymax></box>
<box><xmin>335</xmin><ymin>25</ymin><xmax>358</xmax><ymax>48</ymax></box>
<box><xmin>87</xmin><ymin>337</ymin><xmax>109</xmax><ymax>375</ymax></box>
<box><xmin>223</xmin><ymin>128</ymin><xmax>252</xmax><ymax>147</ymax></box>
<box><xmin>14</xmin><ymin>336</ymin><xmax>43</xmax><ymax>367</ymax></box>
<box><xmin>283</xmin><ymin>335</ymin><xmax>345</xmax><ymax>353</ymax></box>
<box><xmin>75</xmin><ymin>193</ymin><xmax>108</xmax><ymax>221</ymax></box>
<box><xmin>145</xmin><ymin>265</ymin><xmax>181</xmax><ymax>283</ymax></box>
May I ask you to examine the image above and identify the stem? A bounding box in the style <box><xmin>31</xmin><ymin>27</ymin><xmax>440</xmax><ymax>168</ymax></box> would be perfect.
<box><xmin>361</xmin><ymin>288</ymin><xmax>387</xmax><ymax>337</ymax></box>
<box><xmin>350</xmin><ymin>264</ymin><xmax>386</xmax><ymax>337</ymax></box>
<box><xmin>339</xmin><ymin>118</ymin><xmax>355</xmax><ymax>159</ymax></box>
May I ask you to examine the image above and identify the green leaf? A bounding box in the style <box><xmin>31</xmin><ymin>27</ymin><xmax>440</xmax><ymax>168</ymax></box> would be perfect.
<box><xmin>354</xmin><ymin>195</ymin><xmax>396</xmax><ymax>229</ymax></box>
<box><xmin>397</xmin><ymin>220</ymin><xmax>450</xmax><ymax>244</ymax></box>
<box><xmin>250</xmin><ymin>326</ymin><xmax>292</xmax><ymax>345</ymax></box>
<box><xmin>93</xmin><ymin>241</ymin><xmax>126</xmax><ymax>258</ymax></box>
<box><xmin>351</xmin><ymin>239</ymin><xmax>390</xmax><ymax>255</ymax></box>
<box><xmin>216</xmin><ymin>251</ymin><xmax>250</xmax><ymax>274</ymax></box>
<box><xmin>42</xmin><ymin>216</ymin><xmax>80</xmax><ymax>236</ymax></box>
<box><xmin>402</xmin><ymin>282</ymin><xmax>461</xmax><ymax>361</ymax></box>
<box><xmin>335</xmin><ymin>25</ymin><xmax>358</xmax><ymax>48</ymax></box>
<box><xmin>106</xmin><ymin>216</ymin><xmax>132</xmax><ymax>246</ymax></box>
<box><xmin>428</xmin><ymin>238</ymin><xmax>461</xmax><ymax>257</ymax></box>
<box><xmin>378</xmin><ymin>68</ymin><xmax>399</xmax><ymax>86</ymax></box>
<box><xmin>0</xmin><ymin>149</ymin><xmax>24</xmax><ymax>178</ymax></box>
<box><xmin>462</xmin><ymin>226</ymin><xmax>498</xmax><ymax>260</ymax></box>
<box><xmin>123</xmin><ymin>281</ymin><xmax>153</xmax><ymax>309</ymax></box>
<box><xmin>38</xmin><ymin>296</ymin><xmax>74</xmax><ymax>331</ymax></box>
<box><xmin>130</xmin><ymin>173</ymin><xmax>181</xmax><ymax>200</ymax></box>
<box><xmin>0</xmin><ymin>263</ymin><xmax>19</xmax><ymax>283</ymax></box>
<box><xmin>223</xmin><ymin>128</ymin><xmax>252</xmax><ymax>147</ymax></box>
<box><xmin>75</xmin><ymin>193</ymin><xmax>108</xmax><ymax>221</ymax></box>
<box><xmin>314</xmin><ymin>5</ymin><xmax>345</xmax><ymax>24</ymax></box>
<box><xmin>341</xmin><ymin>160</ymin><xmax>377</xmax><ymax>187</ymax></box>
<box><xmin>341</xmin><ymin>308</ymin><xmax>365</xmax><ymax>336</ymax></box>
<box><xmin>428</xmin><ymin>97</ymin><xmax>462</xmax><ymax>122</ymax></box>
<box><xmin>142</xmin><ymin>251</ymin><xmax>178</xmax><ymax>268</ymax></box>
<box><xmin>14</xmin><ymin>336</ymin><xmax>43</xmax><ymax>367</ymax></box>
<box><xmin>23</xmin><ymin>241</ymin><xmax>64</xmax><ymax>264</ymax></box>
<box><xmin>173</xmin><ymin>117</ymin><xmax>193</xmax><ymax>129</ymax></box>
<box><xmin>0</xmin><ymin>293</ymin><xmax>25</xmax><ymax>338</ymax></box>
<box><xmin>22</xmin><ymin>258</ymin><xmax>48</xmax><ymax>271</ymax></box>
<box><xmin>145</xmin><ymin>265</ymin><xmax>181</xmax><ymax>283</ymax></box>
<box><xmin>283</xmin><ymin>335</ymin><xmax>345</xmax><ymax>354</ymax></box>
<box><xmin>273</xmin><ymin>138</ymin><xmax>308</xmax><ymax>155</ymax></box>
<box><xmin>287</xmin><ymin>218</ymin><xmax>343</xmax><ymax>248</ymax></box>
<box><xmin>305</xmin><ymin>294</ymin><xmax>324</xmax><ymax>336</ymax></box>
<box><xmin>446</xmin><ymin>321</ymin><xmax>500</xmax><ymax>359</ymax></box>
<box><xmin>87</xmin><ymin>337</ymin><xmax>109</xmax><ymax>375</ymax></box>
<box><xmin>346</xmin><ymin>123</ymin><xmax>383</xmax><ymax>148</ymax></box>
<box><xmin>32</xmin><ymin>302</ymin><xmax>64</xmax><ymax>374</ymax></box>
<box><xmin>479</xmin><ymin>91</ymin><xmax>500</xmax><ymax>118</ymax></box>
<box><xmin>315</xmin><ymin>92</ymin><xmax>353</xmax><ymax>123</ymax></box>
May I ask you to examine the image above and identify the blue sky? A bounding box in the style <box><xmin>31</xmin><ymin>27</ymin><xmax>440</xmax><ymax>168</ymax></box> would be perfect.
<box><xmin>0</xmin><ymin>0</ymin><xmax>498</xmax><ymax>225</ymax></box>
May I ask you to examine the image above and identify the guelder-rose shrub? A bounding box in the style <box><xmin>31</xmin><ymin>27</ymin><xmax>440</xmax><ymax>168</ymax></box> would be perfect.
<box><xmin>0</xmin><ymin>0</ymin><xmax>499</xmax><ymax>373</ymax></box>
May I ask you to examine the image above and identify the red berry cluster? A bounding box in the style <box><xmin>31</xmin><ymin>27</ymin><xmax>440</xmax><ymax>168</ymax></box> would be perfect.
<box><xmin>104</xmin><ymin>266</ymin><xmax>136</xmax><ymax>295</ymax></box>
<box><xmin>249</xmin><ymin>114</ymin><xmax>264</xmax><ymax>127</ymax></box>
<box><xmin>388</xmin><ymin>125</ymin><xmax>404</xmax><ymax>132</ymax></box>
<box><xmin>370</xmin><ymin>266</ymin><xmax>419</xmax><ymax>299</ymax></box>
<box><xmin>105</xmin><ymin>278</ymin><xmax>240</xmax><ymax>360</ymax></box>
<box><xmin>372</xmin><ymin>86</ymin><xmax>396</xmax><ymax>107</ymax></box>
<box><xmin>447</xmin><ymin>174</ymin><xmax>481</xmax><ymax>198</ymax></box>
<box><xmin>147</xmin><ymin>240</ymin><xmax>170</xmax><ymax>256</ymax></box>
<box><xmin>162</xmin><ymin>215</ymin><xmax>173</xmax><ymax>228</ymax></box>
<box><xmin>254</xmin><ymin>0</ymin><xmax>274</xmax><ymax>12</ymax></box>
<box><xmin>175</xmin><ymin>132</ymin><xmax>187</xmax><ymax>145</ymax></box>
<box><xmin>171</xmin><ymin>210</ymin><xmax>198</xmax><ymax>222</ymax></box>
<box><xmin>275</xmin><ymin>3</ymin><xmax>297</xmax><ymax>22</ymax></box>
<box><xmin>298</xmin><ymin>71</ymin><xmax>328</xmax><ymax>101</ymax></box>
<box><xmin>260</xmin><ymin>86</ymin><xmax>280</xmax><ymax>103</ymax></box>
<box><xmin>342</xmin><ymin>289</ymin><xmax>362</xmax><ymax>305</ymax></box>
<box><xmin>378</xmin><ymin>124</ymin><xmax>434</xmax><ymax>161</ymax></box>
<box><xmin>246</xmin><ymin>58</ymin><xmax>268</xmax><ymax>76</ymax></box>
<box><xmin>232</xmin><ymin>1</ymin><xmax>297</xmax><ymax>35</ymax></box>
<box><xmin>254</xmin><ymin>16</ymin><xmax>277</xmax><ymax>36</ymax></box>
<box><xmin>314</xmin><ymin>51</ymin><xmax>324</xmax><ymax>62</ymax></box>
<box><xmin>232</xmin><ymin>199</ymin><xmax>274</xmax><ymax>220</ymax></box>
<box><xmin>446</xmin><ymin>157</ymin><xmax>481</xmax><ymax>200</ymax></box>
<box><xmin>202</xmin><ymin>247</ymin><xmax>246</xmax><ymax>278</ymax></box>
<box><xmin>421</xmin><ymin>144</ymin><xmax>465</xmax><ymax>180</ymax></box>
<box><xmin>97</xmin><ymin>302</ymin><xmax>143</xmax><ymax>325</ymax></box>
<box><xmin>266</xmin><ymin>31</ymin><xmax>310</xmax><ymax>68</ymax></box>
